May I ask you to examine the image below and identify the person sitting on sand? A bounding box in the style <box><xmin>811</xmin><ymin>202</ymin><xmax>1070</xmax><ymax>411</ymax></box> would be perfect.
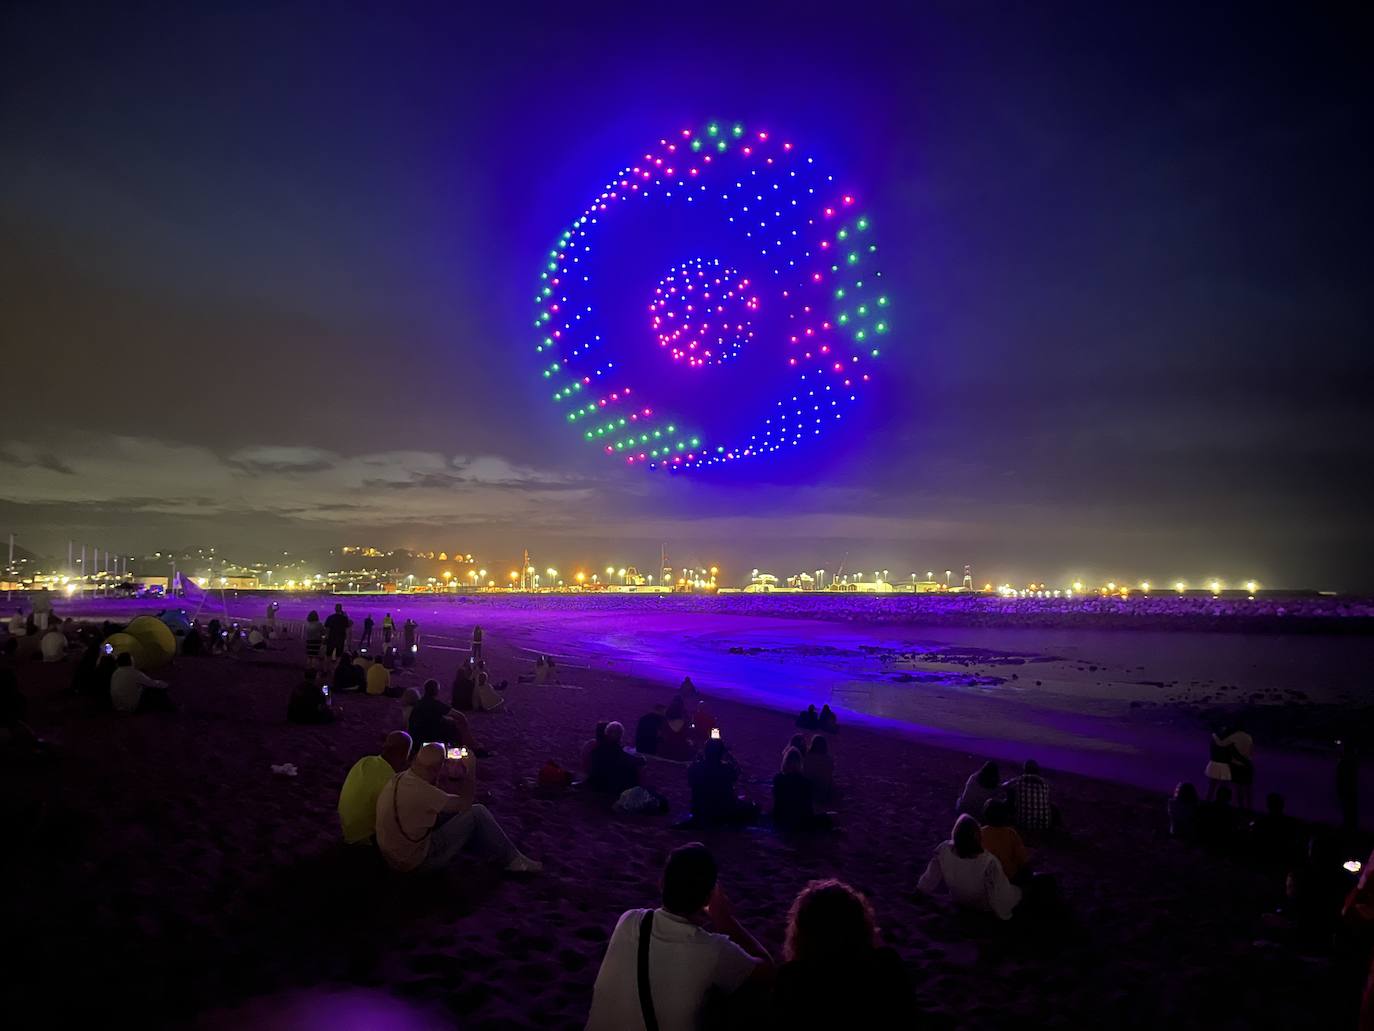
<box><xmin>772</xmin><ymin>879</ymin><xmax>916</xmax><ymax>1027</ymax></box>
<box><xmin>332</xmin><ymin>653</ymin><xmax>367</xmax><ymax>693</ymax></box>
<box><xmin>40</xmin><ymin>626</ymin><xmax>67</xmax><ymax>663</ymax></box>
<box><xmin>366</xmin><ymin>656</ymin><xmax>393</xmax><ymax>696</ymax></box>
<box><xmin>247</xmin><ymin>625</ymin><xmax>267</xmax><ymax>650</ymax></box>
<box><xmin>472</xmin><ymin>670</ymin><xmax>504</xmax><ymax>712</ymax></box>
<box><xmin>784</xmin><ymin>733</ymin><xmax>808</xmax><ymax>764</ymax></box>
<box><xmin>303</xmin><ymin>611</ymin><xmax>324</xmax><ymax>671</ymax></box>
<box><xmin>451</xmin><ymin>661</ymin><xmax>475</xmax><ymax>710</ymax></box>
<box><xmin>181</xmin><ymin>622</ymin><xmax>205</xmax><ymax>657</ymax></box>
<box><xmin>287</xmin><ymin>671</ymin><xmax>334</xmax><ymax>724</ymax></box>
<box><xmin>587</xmin><ymin>721</ymin><xmax>647</xmax><ymax>796</ymax></box>
<box><xmin>686</xmin><ymin>738</ymin><xmax>758</xmax><ymax>828</ymax></box>
<box><xmin>110</xmin><ymin>653</ymin><xmax>174</xmax><ymax>714</ymax></box>
<box><xmin>1168</xmin><ymin>782</ymin><xmax>1200</xmax><ymax>841</ymax></box>
<box><xmin>338</xmin><ymin>731</ymin><xmax>412</xmax><ymax>844</ymax></box>
<box><xmin>586</xmin><ymin>842</ymin><xmax>772</xmax><ymax>1030</ymax></box>
<box><xmin>1002</xmin><ymin>759</ymin><xmax>1056</xmax><ymax>833</ymax></box>
<box><xmin>206</xmin><ymin>618</ymin><xmax>225</xmax><ymax>655</ymax></box>
<box><xmin>658</xmin><ymin>695</ymin><xmax>696</xmax><ymax>761</ymax></box>
<box><xmin>981</xmin><ymin>799</ymin><xmax>1032</xmax><ymax>881</ymax></box>
<box><xmin>959</xmin><ymin>761</ymin><xmax>1001</xmax><ymax>818</ymax></box>
<box><xmin>817</xmin><ymin>705</ymin><xmax>839</xmax><ymax>734</ymax></box>
<box><xmin>773</xmin><ymin>747</ymin><xmax>830</xmax><ymax>832</ymax></box>
<box><xmin>635</xmin><ymin>704</ymin><xmax>667</xmax><ymax>755</ymax></box>
<box><xmin>802</xmin><ymin>735</ymin><xmax>835</xmax><ymax>803</ymax></box>
<box><xmin>375</xmin><ymin>742</ymin><xmax>541</xmax><ymax>874</ymax></box>
<box><xmin>796</xmin><ymin>704</ymin><xmax>820</xmax><ymax>730</ymax></box>
<box><xmin>917</xmin><ymin>814</ymin><xmax>1022</xmax><ymax>920</ymax></box>
<box><xmin>408</xmin><ymin>679</ymin><xmax>486</xmax><ymax>756</ymax></box>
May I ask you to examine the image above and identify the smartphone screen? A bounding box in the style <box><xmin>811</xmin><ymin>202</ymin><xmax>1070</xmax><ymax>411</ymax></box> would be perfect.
<box><xmin>446</xmin><ymin>746</ymin><xmax>463</xmax><ymax>761</ymax></box>
<box><xmin>710</xmin><ymin>728</ymin><xmax>721</xmax><ymax>740</ymax></box>
<box><xmin>1345</xmin><ymin>860</ymin><xmax>1363</xmax><ymax>874</ymax></box>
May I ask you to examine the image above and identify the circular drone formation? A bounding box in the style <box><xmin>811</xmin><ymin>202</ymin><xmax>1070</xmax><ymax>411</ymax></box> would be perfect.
<box><xmin>535</xmin><ymin>120</ymin><xmax>889</xmax><ymax>472</ymax></box>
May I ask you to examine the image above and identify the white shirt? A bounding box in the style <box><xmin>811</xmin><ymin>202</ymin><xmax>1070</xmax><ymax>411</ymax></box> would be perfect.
<box><xmin>40</xmin><ymin>630</ymin><xmax>67</xmax><ymax>662</ymax></box>
<box><xmin>374</xmin><ymin>770</ymin><xmax>453</xmax><ymax>872</ymax></box>
<box><xmin>110</xmin><ymin>667</ymin><xmax>165</xmax><ymax>713</ymax></box>
<box><xmin>917</xmin><ymin>842</ymin><xmax>1022</xmax><ymax>920</ymax></box>
<box><xmin>586</xmin><ymin>908</ymin><xmax>758</xmax><ymax>1031</ymax></box>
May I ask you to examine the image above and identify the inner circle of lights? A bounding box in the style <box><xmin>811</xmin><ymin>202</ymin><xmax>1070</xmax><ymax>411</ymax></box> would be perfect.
<box><xmin>650</xmin><ymin>258</ymin><xmax>757</xmax><ymax>368</ymax></box>
<box><xmin>535</xmin><ymin>119</ymin><xmax>889</xmax><ymax>471</ymax></box>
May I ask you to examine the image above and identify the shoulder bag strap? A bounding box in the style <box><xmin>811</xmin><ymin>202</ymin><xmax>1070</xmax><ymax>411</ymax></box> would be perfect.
<box><xmin>391</xmin><ymin>775</ymin><xmax>432</xmax><ymax>844</ymax></box>
<box><xmin>637</xmin><ymin>910</ymin><xmax>659</xmax><ymax>1031</ymax></box>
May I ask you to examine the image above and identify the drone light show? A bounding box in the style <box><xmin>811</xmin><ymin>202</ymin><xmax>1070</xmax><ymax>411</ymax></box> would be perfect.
<box><xmin>535</xmin><ymin>121</ymin><xmax>889</xmax><ymax>472</ymax></box>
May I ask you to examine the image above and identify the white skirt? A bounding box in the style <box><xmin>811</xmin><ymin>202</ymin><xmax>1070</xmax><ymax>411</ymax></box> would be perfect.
<box><xmin>1204</xmin><ymin>760</ymin><xmax>1232</xmax><ymax>781</ymax></box>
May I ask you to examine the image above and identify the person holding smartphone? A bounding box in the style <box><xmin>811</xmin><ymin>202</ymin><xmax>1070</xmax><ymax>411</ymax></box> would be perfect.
<box><xmin>374</xmin><ymin>742</ymin><xmax>540</xmax><ymax>875</ymax></box>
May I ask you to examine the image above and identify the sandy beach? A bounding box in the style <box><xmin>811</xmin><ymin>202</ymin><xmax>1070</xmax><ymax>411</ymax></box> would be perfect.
<box><xmin>5</xmin><ymin>596</ymin><xmax>1370</xmax><ymax>1027</ymax></box>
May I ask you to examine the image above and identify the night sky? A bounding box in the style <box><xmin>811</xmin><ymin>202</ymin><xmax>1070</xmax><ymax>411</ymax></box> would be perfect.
<box><xmin>2</xmin><ymin>2</ymin><xmax>1370</xmax><ymax>589</ymax></box>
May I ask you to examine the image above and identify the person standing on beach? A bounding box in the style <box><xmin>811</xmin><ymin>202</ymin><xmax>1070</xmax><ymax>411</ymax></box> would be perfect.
<box><xmin>471</xmin><ymin>624</ymin><xmax>484</xmax><ymax>662</ymax></box>
<box><xmin>303</xmin><ymin>611</ymin><xmax>324</xmax><ymax>671</ymax></box>
<box><xmin>360</xmin><ymin>614</ymin><xmax>374</xmax><ymax>651</ymax></box>
<box><xmin>586</xmin><ymin>842</ymin><xmax>771</xmax><ymax>1030</ymax></box>
<box><xmin>264</xmin><ymin>600</ymin><xmax>278</xmax><ymax>637</ymax></box>
<box><xmin>382</xmin><ymin>612</ymin><xmax>395</xmax><ymax>647</ymax></box>
<box><xmin>324</xmin><ymin>604</ymin><xmax>349</xmax><ymax>660</ymax></box>
<box><xmin>1210</xmin><ymin>725</ymin><xmax>1254</xmax><ymax>810</ymax></box>
<box><xmin>374</xmin><ymin>742</ymin><xmax>540</xmax><ymax>874</ymax></box>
